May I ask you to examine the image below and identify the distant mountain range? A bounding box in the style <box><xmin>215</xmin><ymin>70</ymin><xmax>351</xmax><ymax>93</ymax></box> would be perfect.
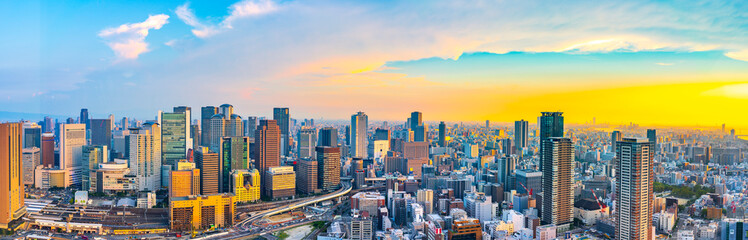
<box><xmin>0</xmin><ymin>111</ymin><xmax>71</xmax><ymax>122</ymax></box>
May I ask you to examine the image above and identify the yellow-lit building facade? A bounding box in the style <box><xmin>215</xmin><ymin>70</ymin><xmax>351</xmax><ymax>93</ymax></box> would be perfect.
<box><xmin>169</xmin><ymin>194</ymin><xmax>235</xmax><ymax>231</ymax></box>
<box><xmin>170</xmin><ymin>169</ymin><xmax>200</xmax><ymax>198</ymax></box>
<box><xmin>264</xmin><ymin>166</ymin><xmax>295</xmax><ymax>199</ymax></box>
<box><xmin>231</xmin><ymin>169</ymin><xmax>260</xmax><ymax>203</ymax></box>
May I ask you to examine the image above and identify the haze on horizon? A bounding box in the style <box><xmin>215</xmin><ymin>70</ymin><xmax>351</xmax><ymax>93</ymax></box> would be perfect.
<box><xmin>1</xmin><ymin>0</ymin><xmax>747</xmax><ymax>128</ymax></box>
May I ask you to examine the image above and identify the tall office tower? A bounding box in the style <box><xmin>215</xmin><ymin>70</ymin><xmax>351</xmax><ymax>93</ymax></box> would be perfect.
<box><xmin>161</xmin><ymin>110</ymin><xmax>190</xmax><ymax>167</ymax></box>
<box><xmin>351</xmin><ymin>112</ymin><xmax>368</xmax><ymax>158</ymax></box>
<box><xmin>264</xmin><ymin>166</ymin><xmax>295</xmax><ymax>199</ymax></box>
<box><xmin>255</xmin><ymin>120</ymin><xmax>280</xmax><ymax>196</ymax></box>
<box><xmin>539</xmin><ymin>112</ymin><xmax>564</xmax><ymax>171</ymax></box>
<box><xmin>66</xmin><ymin>118</ymin><xmax>75</xmax><ymax>124</ymax></box>
<box><xmin>195</xmin><ymin>147</ymin><xmax>220</xmax><ymax>195</ymax></box>
<box><xmin>514</xmin><ymin>120</ymin><xmax>529</xmax><ymax>153</ymax></box>
<box><xmin>200</xmin><ymin>106</ymin><xmax>218</xmax><ymax>147</ymax></box>
<box><xmin>541</xmin><ymin>137</ymin><xmax>574</xmax><ymax>229</ymax></box>
<box><xmin>615</xmin><ymin>138</ymin><xmax>654</xmax><ymax>240</ymax></box>
<box><xmin>41</xmin><ymin>133</ymin><xmax>54</xmax><ymax>167</ymax></box>
<box><xmin>375</xmin><ymin>128</ymin><xmax>391</xmax><ymax>141</ymax></box>
<box><xmin>414</xmin><ymin>124</ymin><xmax>428</xmax><ymax>142</ymax></box>
<box><xmin>22</xmin><ymin>148</ymin><xmax>40</xmax><ymax>186</ymax></box>
<box><xmin>120</xmin><ymin>117</ymin><xmax>129</xmax><ymax>130</ymax></box>
<box><xmin>221</xmin><ymin>136</ymin><xmax>250</xmax><ymax>192</ymax></box>
<box><xmin>82</xmin><ymin>145</ymin><xmax>108</xmax><ymax>191</ymax></box>
<box><xmin>296</xmin><ymin>158</ymin><xmax>318</xmax><ymax>194</ymax></box>
<box><xmin>496</xmin><ymin>156</ymin><xmax>514</xmax><ymax>188</ymax></box>
<box><xmin>245</xmin><ymin>116</ymin><xmax>258</xmax><ymax>137</ymax></box>
<box><xmin>410</xmin><ymin>111</ymin><xmax>422</xmax><ymax>131</ymax></box>
<box><xmin>22</xmin><ymin>122</ymin><xmax>42</xmax><ymax>149</ymax></box>
<box><xmin>0</xmin><ymin>123</ymin><xmax>26</xmax><ymax>229</ymax></box>
<box><xmin>438</xmin><ymin>121</ymin><xmax>446</xmax><ymax>147</ymax></box>
<box><xmin>108</xmin><ymin>114</ymin><xmax>115</xmax><ymax>131</ymax></box>
<box><xmin>273</xmin><ymin>108</ymin><xmax>290</xmax><ymax>156</ymax></box>
<box><xmin>90</xmin><ymin>119</ymin><xmax>112</xmax><ymax>147</ymax></box>
<box><xmin>59</xmin><ymin>123</ymin><xmax>85</xmax><ymax>187</ymax></box>
<box><xmin>502</xmin><ymin>138</ymin><xmax>514</xmax><ymax>157</ymax></box>
<box><xmin>79</xmin><ymin>108</ymin><xmax>89</xmax><ymax>129</ymax></box>
<box><xmin>316</xmin><ymin>146</ymin><xmax>341</xmax><ymax>191</ymax></box>
<box><xmin>318</xmin><ymin>127</ymin><xmax>338</xmax><ymax>147</ymax></box>
<box><xmin>647</xmin><ymin>129</ymin><xmax>656</xmax><ymax>145</ymax></box>
<box><xmin>345</xmin><ymin>125</ymin><xmax>351</xmax><ymax>146</ymax></box>
<box><xmin>611</xmin><ymin>130</ymin><xmax>622</xmax><ymax>152</ymax></box>
<box><xmin>43</xmin><ymin>117</ymin><xmax>54</xmax><ymax>133</ymax></box>
<box><xmin>127</xmin><ymin>124</ymin><xmax>162</xmax><ymax>191</ymax></box>
<box><xmin>170</xmin><ymin>168</ymin><xmax>200</xmax><ymax>198</ymax></box>
<box><xmin>297</xmin><ymin>128</ymin><xmax>317</xmax><ymax>159</ymax></box>
<box><xmin>516</xmin><ymin>169</ymin><xmax>542</xmax><ymax>195</ymax></box>
<box><xmin>190</xmin><ymin>124</ymin><xmax>200</xmax><ymax>151</ymax></box>
<box><xmin>208</xmin><ymin>105</ymin><xmax>243</xmax><ymax>152</ymax></box>
<box><xmin>173</xmin><ymin>106</ymin><xmax>193</xmax><ymax>150</ymax></box>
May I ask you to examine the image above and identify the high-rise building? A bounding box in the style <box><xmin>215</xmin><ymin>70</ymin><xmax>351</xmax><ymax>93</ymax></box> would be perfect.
<box><xmin>514</xmin><ymin>120</ymin><xmax>529</xmax><ymax>153</ymax></box>
<box><xmin>350</xmin><ymin>217</ymin><xmax>374</xmax><ymax>240</ymax></box>
<box><xmin>273</xmin><ymin>108</ymin><xmax>290</xmax><ymax>156</ymax></box>
<box><xmin>438</xmin><ymin>121</ymin><xmax>446</xmax><ymax>147</ymax></box>
<box><xmin>221</xmin><ymin>136</ymin><xmax>250</xmax><ymax>192</ymax></box>
<box><xmin>351</xmin><ymin>112</ymin><xmax>368</xmax><ymax>158</ymax></box>
<box><xmin>41</xmin><ymin>133</ymin><xmax>54</xmax><ymax>167</ymax></box>
<box><xmin>82</xmin><ymin>145</ymin><xmax>108</xmax><ymax>191</ymax></box>
<box><xmin>318</xmin><ymin>127</ymin><xmax>338</xmax><ymax>147</ymax></box>
<box><xmin>295</xmin><ymin>158</ymin><xmax>318</xmax><ymax>194</ymax></box>
<box><xmin>22</xmin><ymin>148</ymin><xmax>40</xmax><ymax>186</ymax></box>
<box><xmin>0</xmin><ymin>123</ymin><xmax>27</xmax><ymax>229</ymax></box>
<box><xmin>79</xmin><ymin>108</ymin><xmax>89</xmax><ymax>129</ymax></box>
<box><xmin>169</xmin><ymin>194</ymin><xmax>234</xmax><ymax>231</ymax></box>
<box><xmin>297</xmin><ymin>128</ymin><xmax>317</xmax><ymax>159</ymax></box>
<box><xmin>169</xmin><ymin>168</ymin><xmax>200</xmax><ymax>198</ymax></box>
<box><xmin>22</xmin><ymin>122</ymin><xmax>42</xmax><ymax>149</ymax></box>
<box><xmin>90</xmin><ymin>119</ymin><xmax>112</xmax><ymax>148</ymax></box>
<box><xmin>541</xmin><ymin>137</ymin><xmax>573</xmax><ymax>228</ymax></box>
<box><xmin>255</xmin><ymin>120</ymin><xmax>280</xmax><ymax>197</ymax></box>
<box><xmin>160</xmin><ymin>107</ymin><xmax>192</xmax><ymax>166</ymax></box>
<box><xmin>375</xmin><ymin>128</ymin><xmax>390</xmax><ymax>141</ymax></box>
<box><xmin>264</xmin><ymin>166</ymin><xmax>295</xmax><ymax>199</ymax></box>
<box><xmin>615</xmin><ymin>138</ymin><xmax>654</xmax><ymax>240</ymax></box>
<box><xmin>245</xmin><ymin>116</ymin><xmax>258</xmax><ymax>138</ymax></box>
<box><xmin>59</xmin><ymin>123</ymin><xmax>85</xmax><ymax>187</ymax></box>
<box><xmin>647</xmin><ymin>129</ymin><xmax>656</xmax><ymax>145</ymax></box>
<box><xmin>539</xmin><ymin>112</ymin><xmax>564</xmax><ymax>171</ymax></box>
<box><xmin>410</xmin><ymin>111</ymin><xmax>422</xmax><ymax>131</ymax></box>
<box><xmin>127</xmin><ymin>124</ymin><xmax>162</xmax><ymax>191</ymax></box>
<box><xmin>43</xmin><ymin>117</ymin><xmax>54</xmax><ymax>133</ymax></box>
<box><xmin>316</xmin><ymin>146</ymin><xmax>341</xmax><ymax>191</ymax></box>
<box><xmin>200</xmin><ymin>106</ymin><xmax>218</xmax><ymax>147</ymax></box>
<box><xmin>611</xmin><ymin>130</ymin><xmax>622</xmax><ymax>153</ymax></box>
<box><xmin>414</xmin><ymin>124</ymin><xmax>428</xmax><ymax>142</ymax></box>
<box><xmin>516</xmin><ymin>169</ymin><xmax>541</xmax><ymax>195</ymax></box>
<box><xmin>231</xmin><ymin>169</ymin><xmax>260</xmax><ymax>203</ymax></box>
<box><xmin>194</xmin><ymin>147</ymin><xmax>220</xmax><ymax>195</ymax></box>
<box><xmin>208</xmin><ymin>105</ymin><xmax>243</xmax><ymax>153</ymax></box>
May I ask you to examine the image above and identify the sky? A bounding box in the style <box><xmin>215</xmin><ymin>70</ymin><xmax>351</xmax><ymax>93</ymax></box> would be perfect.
<box><xmin>1</xmin><ymin>0</ymin><xmax>747</xmax><ymax>129</ymax></box>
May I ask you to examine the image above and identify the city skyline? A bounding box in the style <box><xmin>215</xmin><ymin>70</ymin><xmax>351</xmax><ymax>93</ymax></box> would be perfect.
<box><xmin>2</xmin><ymin>0</ymin><xmax>747</xmax><ymax>128</ymax></box>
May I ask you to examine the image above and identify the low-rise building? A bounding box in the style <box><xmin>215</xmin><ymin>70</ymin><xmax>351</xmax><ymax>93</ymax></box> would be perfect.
<box><xmin>169</xmin><ymin>194</ymin><xmax>235</xmax><ymax>231</ymax></box>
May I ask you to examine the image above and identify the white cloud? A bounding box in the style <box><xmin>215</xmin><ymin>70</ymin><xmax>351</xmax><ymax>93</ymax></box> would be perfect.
<box><xmin>176</xmin><ymin>0</ymin><xmax>278</xmax><ymax>38</ymax></box>
<box><xmin>655</xmin><ymin>62</ymin><xmax>674</xmax><ymax>66</ymax></box>
<box><xmin>726</xmin><ymin>50</ymin><xmax>748</xmax><ymax>62</ymax></box>
<box><xmin>99</xmin><ymin>14</ymin><xmax>169</xmax><ymax>60</ymax></box>
<box><xmin>702</xmin><ymin>83</ymin><xmax>748</xmax><ymax>99</ymax></box>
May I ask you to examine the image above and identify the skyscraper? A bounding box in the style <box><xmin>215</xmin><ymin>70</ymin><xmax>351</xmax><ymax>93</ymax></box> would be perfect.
<box><xmin>79</xmin><ymin>108</ymin><xmax>89</xmax><ymax>129</ymax></box>
<box><xmin>90</xmin><ymin>119</ymin><xmax>112</xmax><ymax>147</ymax></box>
<box><xmin>611</xmin><ymin>130</ymin><xmax>622</xmax><ymax>153</ymax></box>
<box><xmin>41</xmin><ymin>133</ymin><xmax>54</xmax><ymax>167</ymax></box>
<box><xmin>410</xmin><ymin>111</ymin><xmax>422</xmax><ymax>131</ymax></box>
<box><xmin>245</xmin><ymin>116</ymin><xmax>258</xmax><ymax>138</ymax></box>
<box><xmin>0</xmin><ymin>123</ymin><xmax>26</xmax><ymax>229</ymax></box>
<box><xmin>173</xmin><ymin>106</ymin><xmax>193</xmax><ymax>149</ymax></box>
<box><xmin>200</xmin><ymin>106</ymin><xmax>218</xmax><ymax>147</ymax></box>
<box><xmin>296</xmin><ymin>158</ymin><xmax>318</xmax><ymax>194</ymax></box>
<box><xmin>414</xmin><ymin>124</ymin><xmax>428</xmax><ymax>142</ymax></box>
<box><xmin>221</xmin><ymin>136</ymin><xmax>250</xmax><ymax>192</ymax></box>
<box><xmin>297</xmin><ymin>128</ymin><xmax>317</xmax><ymax>159</ymax></box>
<box><xmin>161</xmin><ymin>110</ymin><xmax>190</xmax><ymax>167</ymax></box>
<box><xmin>195</xmin><ymin>147</ymin><xmax>220</xmax><ymax>195</ymax></box>
<box><xmin>514</xmin><ymin>120</ymin><xmax>528</xmax><ymax>153</ymax></box>
<box><xmin>615</xmin><ymin>138</ymin><xmax>654</xmax><ymax>240</ymax></box>
<box><xmin>539</xmin><ymin>112</ymin><xmax>564</xmax><ymax>171</ymax></box>
<box><xmin>438</xmin><ymin>121</ymin><xmax>446</xmax><ymax>147</ymax></box>
<box><xmin>646</xmin><ymin>129</ymin><xmax>656</xmax><ymax>145</ymax></box>
<box><xmin>255</xmin><ymin>120</ymin><xmax>280</xmax><ymax>197</ymax></box>
<box><xmin>318</xmin><ymin>127</ymin><xmax>338</xmax><ymax>147</ymax></box>
<box><xmin>127</xmin><ymin>123</ymin><xmax>162</xmax><ymax>191</ymax></box>
<box><xmin>273</xmin><ymin>108</ymin><xmax>290</xmax><ymax>156</ymax></box>
<box><xmin>374</xmin><ymin>128</ymin><xmax>391</xmax><ymax>141</ymax></box>
<box><xmin>59</xmin><ymin>123</ymin><xmax>85</xmax><ymax>187</ymax></box>
<box><xmin>316</xmin><ymin>146</ymin><xmax>341</xmax><ymax>191</ymax></box>
<box><xmin>82</xmin><ymin>145</ymin><xmax>108</xmax><ymax>191</ymax></box>
<box><xmin>351</xmin><ymin>112</ymin><xmax>368</xmax><ymax>158</ymax></box>
<box><xmin>22</xmin><ymin>122</ymin><xmax>41</xmax><ymax>149</ymax></box>
<box><xmin>541</xmin><ymin>137</ymin><xmax>573</xmax><ymax>229</ymax></box>
<box><xmin>208</xmin><ymin>105</ymin><xmax>243</xmax><ymax>152</ymax></box>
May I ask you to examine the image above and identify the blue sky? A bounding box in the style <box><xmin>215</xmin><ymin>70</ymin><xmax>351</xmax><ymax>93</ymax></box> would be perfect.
<box><xmin>1</xmin><ymin>0</ymin><xmax>747</xmax><ymax>127</ymax></box>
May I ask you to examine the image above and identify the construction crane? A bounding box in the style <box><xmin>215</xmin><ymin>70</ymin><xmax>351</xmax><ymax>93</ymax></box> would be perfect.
<box><xmin>591</xmin><ymin>189</ymin><xmax>607</xmax><ymax>213</ymax></box>
<box><xmin>518</xmin><ymin>182</ymin><xmax>533</xmax><ymax>196</ymax></box>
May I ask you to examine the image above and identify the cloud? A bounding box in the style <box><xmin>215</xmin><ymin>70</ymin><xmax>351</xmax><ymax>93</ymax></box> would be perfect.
<box><xmin>702</xmin><ymin>83</ymin><xmax>748</xmax><ymax>99</ymax></box>
<box><xmin>656</xmin><ymin>62</ymin><xmax>674</xmax><ymax>66</ymax></box>
<box><xmin>726</xmin><ymin>50</ymin><xmax>748</xmax><ymax>62</ymax></box>
<box><xmin>176</xmin><ymin>0</ymin><xmax>278</xmax><ymax>38</ymax></box>
<box><xmin>98</xmin><ymin>14</ymin><xmax>169</xmax><ymax>59</ymax></box>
